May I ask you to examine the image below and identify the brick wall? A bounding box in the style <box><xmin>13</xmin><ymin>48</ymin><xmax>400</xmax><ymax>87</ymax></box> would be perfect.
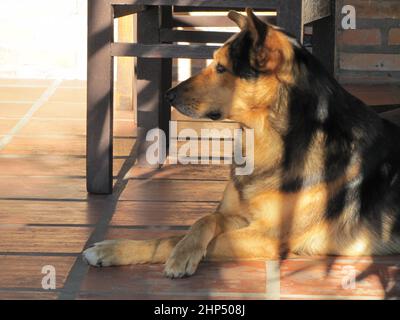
<box><xmin>335</xmin><ymin>0</ymin><xmax>400</xmax><ymax>83</ymax></box>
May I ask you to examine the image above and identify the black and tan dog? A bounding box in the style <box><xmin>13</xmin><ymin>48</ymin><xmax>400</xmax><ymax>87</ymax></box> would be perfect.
<box><xmin>84</xmin><ymin>9</ymin><xmax>400</xmax><ymax>278</ymax></box>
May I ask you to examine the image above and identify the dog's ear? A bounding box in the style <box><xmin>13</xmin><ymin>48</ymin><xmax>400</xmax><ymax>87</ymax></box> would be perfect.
<box><xmin>228</xmin><ymin>10</ymin><xmax>247</xmax><ymax>30</ymax></box>
<box><xmin>245</xmin><ymin>8</ymin><xmax>268</xmax><ymax>48</ymax></box>
<box><xmin>245</xmin><ymin>8</ymin><xmax>273</xmax><ymax>72</ymax></box>
<box><xmin>229</xmin><ymin>9</ymin><xmax>291</xmax><ymax>77</ymax></box>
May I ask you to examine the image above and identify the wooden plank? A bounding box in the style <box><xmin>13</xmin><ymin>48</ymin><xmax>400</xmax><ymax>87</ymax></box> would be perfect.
<box><xmin>160</xmin><ymin>29</ymin><xmax>234</xmax><ymax>43</ymax></box>
<box><xmin>32</xmin><ymin>102</ymin><xmax>87</xmax><ymax>119</ymax></box>
<box><xmin>0</xmin><ymin>103</ymin><xmax>32</xmax><ymax>117</ymax></box>
<box><xmin>173</xmin><ymin>6</ymin><xmax>275</xmax><ymax>12</ymax></box>
<box><xmin>0</xmin><ymin>157</ymin><xmax>125</xmax><ymax>177</ymax></box>
<box><xmin>280</xmin><ymin>258</ymin><xmax>400</xmax><ymax>299</ymax></box>
<box><xmin>48</xmin><ymin>87</ymin><xmax>86</xmax><ymax>104</ymax></box>
<box><xmin>1</xmin><ymin>136</ymin><xmax>86</xmax><ymax>156</ymax></box>
<box><xmin>87</xmin><ymin>0</ymin><xmax>114</xmax><ymax>194</ymax></box>
<box><xmin>0</xmin><ymin>200</ymin><xmax>104</xmax><ymax>225</ymax></box>
<box><xmin>77</xmin><ymin>292</ymin><xmax>256</xmax><ymax>300</ymax></box>
<box><xmin>33</xmin><ymin>102</ymin><xmax>134</xmax><ymax>120</ymax></box>
<box><xmin>0</xmin><ymin>79</ymin><xmax>52</xmax><ymax>87</ymax></box>
<box><xmin>58</xmin><ymin>80</ymin><xmax>86</xmax><ymax>88</ymax></box>
<box><xmin>0</xmin><ymin>157</ymin><xmax>87</xmax><ymax>177</ymax></box>
<box><xmin>80</xmin><ymin>261</ymin><xmax>266</xmax><ymax>297</ymax></box>
<box><xmin>0</xmin><ymin>119</ymin><xmax>19</xmax><ymax>134</ymax></box>
<box><xmin>120</xmin><ymin>179</ymin><xmax>226</xmax><ymax>201</ymax></box>
<box><xmin>106</xmin><ymin>228</ymin><xmax>185</xmax><ymax>240</ymax></box>
<box><xmin>170</xmin><ymin>140</ymin><xmax>234</xmax><ymax>160</ymax></box>
<box><xmin>116</xmin><ymin>14</ymin><xmax>135</xmax><ymax>111</ymax></box>
<box><xmin>0</xmin><ymin>177</ymin><xmax>89</xmax><ymax>200</ymax></box>
<box><xmin>18</xmin><ymin>118</ymin><xmax>136</xmax><ymax>137</ymax></box>
<box><xmin>111</xmin><ymin>0</ymin><xmax>279</xmax><ymax>8</ymax></box>
<box><xmin>175</xmin><ymin>119</ymin><xmax>240</xmax><ymax>135</ymax></box>
<box><xmin>0</xmin><ymin>226</ymin><xmax>92</xmax><ymax>253</ymax></box>
<box><xmin>113</xmin><ymin>4</ymin><xmax>146</xmax><ymax>18</ymax></box>
<box><xmin>0</xmin><ymin>256</ymin><xmax>75</xmax><ymax>289</ymax></box>
<box><xmin>1</xmin><ymin>124</ymin><xmax>240</xmax><ymax>158</ymax></box>
<box><xmin>0</xmin><ymin>87</ymin><xmax>47</xmax><ymax>102</ymax></box>
<box><xmin>172</xmin><ymin>15</ymin><xmax>276</xmax><ymax>28</ymax></box>
<box><xmin>0</xmin><ymin>291</ymin><xmax>58</xmax><ymax>300</ymax></box>
<box><xmin>111</xmin><ymin>43</ymin><xmax>219</xmax><ymax>59</ymax></box>
<box><xmin>0</xmin><ymin>136</ymin><xmax>135</xmax><ymax>157</ymax></box>
<box><xmin>110</xmin><ymin>201</ymin><xmax>218</xmax><ymax>226</ymax></box>
<box><xmin>127</xmin><ymin>164</ymin><xmax>230</xmax><ymax>181</ymax></box>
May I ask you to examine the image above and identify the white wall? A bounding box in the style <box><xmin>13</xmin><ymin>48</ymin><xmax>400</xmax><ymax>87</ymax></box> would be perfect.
<box><xmin>0</xmin><ymin>0</ymin><xmax>87</xmax><ymax>79</ymax></box>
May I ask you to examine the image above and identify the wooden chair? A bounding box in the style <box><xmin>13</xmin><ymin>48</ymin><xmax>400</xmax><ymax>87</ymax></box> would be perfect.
<box><xmin>87</xmin><ymin>0</ymin><xmax>335</xmax><ymax>194</ymax></box>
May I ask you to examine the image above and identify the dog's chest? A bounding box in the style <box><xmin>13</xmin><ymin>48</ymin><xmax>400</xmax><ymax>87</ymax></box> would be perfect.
<box><xmin>243</xmin><ymin>184</ymin><xmax>330</xmax><ymax>232</ymax></box>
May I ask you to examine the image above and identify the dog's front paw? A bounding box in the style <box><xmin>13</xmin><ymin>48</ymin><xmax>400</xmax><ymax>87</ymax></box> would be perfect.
<box><xmin>164</xmin><ymin>242</ymin><xmax>206</xmax><ymax>278</ymax></box>
<box><xmin>83</xmin><ymin>240</ymin><xmax>134</xmax><ymax>267</ymax></box>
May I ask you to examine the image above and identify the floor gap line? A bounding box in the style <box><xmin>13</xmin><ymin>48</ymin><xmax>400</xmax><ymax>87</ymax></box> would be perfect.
<box><xmin>0</xmin><ymin>79</ymin><xmax>62</xmax><ymax>151</ymax></box>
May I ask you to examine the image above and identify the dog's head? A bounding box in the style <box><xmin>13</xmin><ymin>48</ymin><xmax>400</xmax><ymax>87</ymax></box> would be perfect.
<box><xmin>165</xmin><ymin>8</ymin><xmax>296</xmax><ymax>127</ymax></box>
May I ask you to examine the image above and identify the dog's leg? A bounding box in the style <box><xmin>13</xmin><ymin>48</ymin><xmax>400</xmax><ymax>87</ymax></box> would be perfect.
<box><xmin>164</xmin><ymin>213</ymin><xmax>248</xmax><ymax>278</ymax></box>
<box><xmin>83</xmin><ymin>236</ymin><xmax>183</xmax><ymax>267</ymax></box>
<box><xmin>205</xmin><ymin>228</ymin><xmax>279</xmax><ymax>260</ymax></box>
<box><xmin>161</xmin><ymin>181</ymin><xmax>247</xmax><ymax>278</ymax></box>
<box><xmin>84</xmin><ymin>182</ymin><xmax>247</xmax><ymax>274</ymax></box>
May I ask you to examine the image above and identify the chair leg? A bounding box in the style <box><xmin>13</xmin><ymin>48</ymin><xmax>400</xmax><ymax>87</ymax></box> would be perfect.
<box><xmin>87</xmin><ymin>0</ymin><xmax>114</xmax><ymax>194</ymax></box>
<box><xmin>160</xmin><ymin>6</ymin><xmax>173</xmax><ymax>151</ymax></box>
<box><xmin>136</xmin><ymin>6</ymin><xmax>172</xmax><ymax>166</ymax></box>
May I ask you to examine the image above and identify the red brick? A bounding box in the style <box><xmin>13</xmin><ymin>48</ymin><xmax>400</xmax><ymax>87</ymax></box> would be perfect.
<box><xmin>338</xmin><ymin>29</ymin><xmax>381</xmax><ymax>46</ymax></box>
<box><xmin>340</xmin><ymin>53</ymin><xmax>400</xmax><ymax>71</ymax></box>
<box><xmin>388</xmin><ymin>28</ymin><xmax>400</xmax><ymax>45</ymax></box>
<box><xmin>337</xmin><ymin>0</ymin><xmax>400</xmax><ymax>19</ymax></box>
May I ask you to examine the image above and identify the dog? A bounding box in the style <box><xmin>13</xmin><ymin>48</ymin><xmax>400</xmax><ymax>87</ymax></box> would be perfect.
<box><xmin>83</xmin><ymin>9</ymin><xmax>400</xmax><ymax>278</ymax></box>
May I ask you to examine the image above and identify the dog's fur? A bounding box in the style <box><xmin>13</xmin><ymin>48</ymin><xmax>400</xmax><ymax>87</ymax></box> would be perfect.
<box><xmin>83</xmin><ymin>9</ymin><xmax>400</xmax><ymax>278</ymax></box>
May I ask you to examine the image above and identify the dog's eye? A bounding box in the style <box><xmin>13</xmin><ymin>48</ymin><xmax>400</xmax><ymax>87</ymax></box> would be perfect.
<box><xmin>216</xmin><ymin>64</ymin><xmax>227</xmax><ymax>74</ymax></box>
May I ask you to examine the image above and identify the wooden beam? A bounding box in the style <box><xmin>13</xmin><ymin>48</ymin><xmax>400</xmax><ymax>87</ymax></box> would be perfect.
<box><xmin>160</xmin><ymin>29</ymin><xmax>234</xmax><ymax>43</ymax></box>
<box><xmin>116</xmin><ymin>14</ymin><xmax>135</xmax><ymax>112</ymax></box>
<box><xmin>173</xmin><ymin>6</ymin><xmax>276</xmax><ymax>12</ymax></box>
<box><xmin>172</xmin><ymin>15</ymin><xmax>276</xmax><ymax>28</ymax></box>
<box><xmin>111</xmin><ymin>43</ymin><xmax>219</xmax><ymax>59</ymax></box>
<box><xmin>110</xmin><ymin>0</ymin><xmax>280</xmax><ymax>9</ymax></box>
<box><xmin>113</xmin><ymin>4</ymin><xmax>146</xmax><ymax>18</ymax></box>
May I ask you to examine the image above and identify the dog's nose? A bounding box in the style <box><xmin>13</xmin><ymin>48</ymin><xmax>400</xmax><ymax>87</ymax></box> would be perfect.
<box><xmin>165</xmin><ymin>89</ymin><xmax>176</xmax><ymax>104</ymax></box>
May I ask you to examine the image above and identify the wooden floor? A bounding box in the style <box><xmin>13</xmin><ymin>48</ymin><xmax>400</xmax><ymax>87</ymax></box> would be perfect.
<box><xmin>0</xmin><ymin>79</ymin><xmax>400</xmax><ymax>300</ymax></box>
